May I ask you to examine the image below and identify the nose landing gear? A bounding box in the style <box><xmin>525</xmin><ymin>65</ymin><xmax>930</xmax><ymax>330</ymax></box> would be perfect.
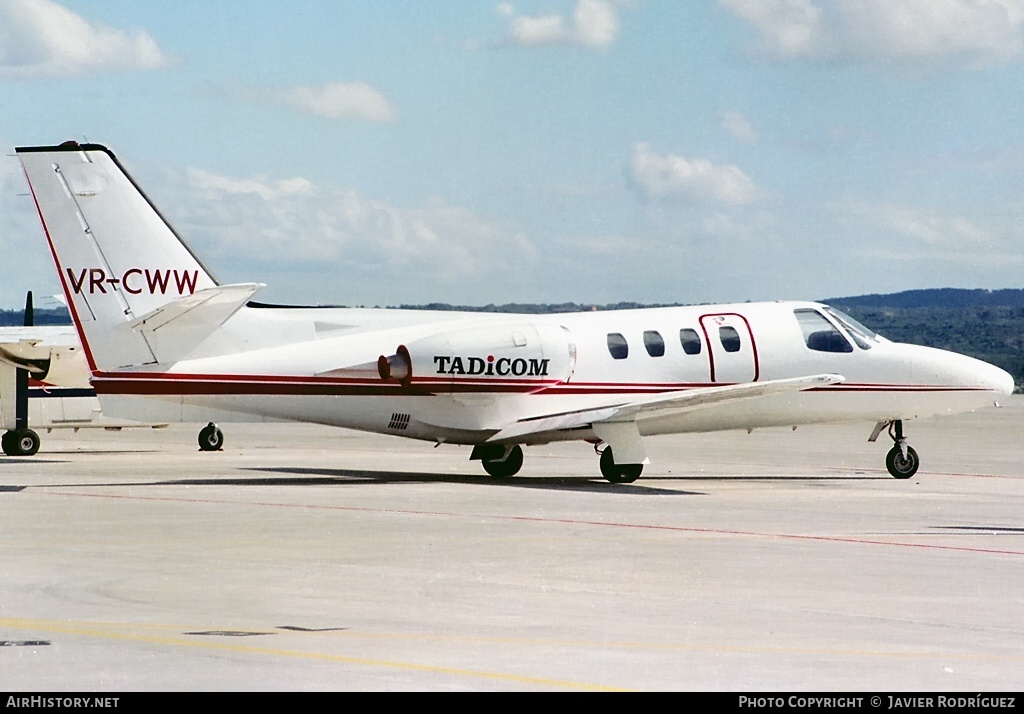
<box><xmin>879</xmin><ymin>420</ymin><xmax>919</xmax><ymax>479</ymax></box>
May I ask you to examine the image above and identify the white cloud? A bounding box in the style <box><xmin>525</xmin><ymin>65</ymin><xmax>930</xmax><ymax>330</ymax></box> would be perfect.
<box><xmin>272</xmin><ymin>82</ymin><xmax>397</xmax><ymax>123</ymax></box>
<box><xmin>0</xmin><ymin>0</ymin><xmax>171</xmax><ymax>79</ymax></box>
<box><xmin>829</xmin><ymin>201</ymin><xmax>1009</xmax><ymax>267</ymax></box>
<box><xmin>721</xmin><ymin>110</ymin><xmax>759</xmax><ymax>143</ymax></box>
<box><xmin>187</xmin><ymin>168</ymin><xmax>315</xmax><ymax>202</ymax></box>
<box><xmin>157</xmin><ymin>165</ymin><xmax>537</xmax><ymax>302</ymax></box>
<box><xmin>720</xmin><ymin>0</ymin><xmax>1024</xmax><ymax>65</ymax></box>
<box><xmin>629</xmin><ymin>143</ymin><xmax>759</xmax><ymax>205</ymax></box>
<box><xmin>503</xmin><ymin>0</ymin><xmax>621</xmax><ymax>49</ymax></box>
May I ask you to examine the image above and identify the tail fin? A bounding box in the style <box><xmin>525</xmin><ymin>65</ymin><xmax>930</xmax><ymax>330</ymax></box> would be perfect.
<box><xmin>17</xmin><ymin>142</ymin><xmax>225</xmax><ymax>371</ymax></box>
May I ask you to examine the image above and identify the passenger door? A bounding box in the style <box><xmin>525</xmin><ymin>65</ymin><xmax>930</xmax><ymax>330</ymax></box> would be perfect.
<box><xmin>699</xmin><ymin>313</ymin><xmax>759</xmax><ymax>383</ymax></box>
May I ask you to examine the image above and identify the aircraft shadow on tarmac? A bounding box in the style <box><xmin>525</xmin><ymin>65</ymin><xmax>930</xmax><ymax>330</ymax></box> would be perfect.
<box><xmin>200</xmin><ymin>467</ymin><xmax>700</xmax><ymax>495</ymax></box>
<box><xmin>0</xmin><ymin>464</ymin><xmax>887</xmax><ymax>496</ymax></box>
<box><xmin>262</xmin><ymin>466</ymin><xmax>717</xmax><ymax>494</ymax></box>
<box><xmin>238</xmin><ymin>468</ymin><xmax>883</xmax><ymax>493</ymax></box>
<box><xmin>2</xmin><ymin>467</ymin><xmax>700</xmax><ymax>496</ymax></box>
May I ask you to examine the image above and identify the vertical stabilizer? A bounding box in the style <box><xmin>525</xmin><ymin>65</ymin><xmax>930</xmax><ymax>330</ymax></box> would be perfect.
<box><xmin>17</xmin><ymin>143</ymin><xmax>219</xmax><ymax>371</ymax></box>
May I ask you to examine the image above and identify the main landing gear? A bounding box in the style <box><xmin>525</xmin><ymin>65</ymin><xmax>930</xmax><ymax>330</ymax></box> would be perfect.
<box><xmin>597</xmin><ymin>444</ymin><xmax>643</xmax><ymax>484</ymax></box>
<box><xmin>471</xmin><ymin>442</ymin><xmax>647</xmax><ymax>483</ymax></box>
<box><xmin>471</xmin><ymin>442</ymin><xmax>645</xmax><ymax>484</ymax></box>
<box><xmin>1</xmin><ymin>429</ymin><xmax>40</xmax><ymax>457</ymax></box>
<box><xmin>875</xmin><ymin>420</ymin><xmax>920</xmax><ymax>479</ymax></box>
<box><xmin>472</xmin><ymin>443</ymin><xmax>524</xmax><ymax>477</ymax></box>
<box><xmin>198</xmin><ymin>422</ymin><xmax>224</xmax><ymax>452</ymax></box>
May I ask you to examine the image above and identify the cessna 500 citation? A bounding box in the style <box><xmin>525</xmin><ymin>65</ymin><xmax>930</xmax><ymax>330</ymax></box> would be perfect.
<box><xmin>15</xmin><ymin>142</ymin><xmax>1014</xmax><ymax>482</ymax></box>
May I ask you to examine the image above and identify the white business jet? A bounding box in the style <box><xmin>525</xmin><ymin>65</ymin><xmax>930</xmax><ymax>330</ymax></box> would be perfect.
<box><xmin>15</xmin><ymin>142</ymin><xmax>1014</xmax><ymax>482</ymax></box>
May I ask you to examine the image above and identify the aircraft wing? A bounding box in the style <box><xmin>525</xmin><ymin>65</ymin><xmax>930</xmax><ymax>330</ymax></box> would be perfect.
<box><xmin>0</xmin><ymin>341</ymin><xmax>51</xmax><ymax>374</ymax></box>
<box><xmin>487</xmin><ymin>373</ymin><xmax>845</xmax><ymax>443</ymax></box>
<box><xmin>0</xmin><ymin>327</ymin><xmax>81</xmax><ymax>375</ymax></box>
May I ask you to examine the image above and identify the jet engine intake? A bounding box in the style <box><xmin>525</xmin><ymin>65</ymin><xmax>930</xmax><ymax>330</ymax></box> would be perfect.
<box><xmin>378</xmin><ymin>345</ymin><xmax>412</xmax><ymax>386</ymax></box>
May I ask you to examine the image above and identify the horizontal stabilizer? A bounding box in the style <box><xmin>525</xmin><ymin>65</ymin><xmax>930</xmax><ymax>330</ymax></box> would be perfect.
<box><xmin>130</xmin><ymin>283</ymin><xmax>263</xmax><ymax>334</ymax></box>
<box><xmin>487</xmin><ymin>373</ymin><xmax>844</xmax><ymax>443</ymax></box>
<box><xmin>124</xmin><ymin>283</ymin><xmax>263</xmax><ymax>364</ymax></box>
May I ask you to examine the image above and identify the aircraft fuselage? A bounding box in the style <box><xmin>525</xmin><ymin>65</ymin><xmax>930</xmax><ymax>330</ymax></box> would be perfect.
<box><xmin>88</xmin><ymin>300</ymin><xmax>1012</xmax><ymax>446</ymax></box>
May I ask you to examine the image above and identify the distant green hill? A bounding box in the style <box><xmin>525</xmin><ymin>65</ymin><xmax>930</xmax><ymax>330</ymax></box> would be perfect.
<box><xmin>823</xmin><ymin>288</ymin><xmax>1024</xmax><ymax>309</ymax></box>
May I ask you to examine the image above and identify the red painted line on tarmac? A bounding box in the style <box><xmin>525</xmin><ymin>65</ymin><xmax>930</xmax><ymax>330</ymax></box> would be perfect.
<box><xmin>36</xmin><ymin>488</ymin><xmax>1024</xmax><ymax>557</ymax></box>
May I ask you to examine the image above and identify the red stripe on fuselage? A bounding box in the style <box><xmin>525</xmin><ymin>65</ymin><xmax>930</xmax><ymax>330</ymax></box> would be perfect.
<box><xmin>89</xmin><ymin>372</ymin><xmax>993</xmax><ymax>398</ymax></box>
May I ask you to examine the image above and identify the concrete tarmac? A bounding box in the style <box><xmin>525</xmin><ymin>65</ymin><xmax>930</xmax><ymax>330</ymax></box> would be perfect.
<box><xmin>1</xmin><ymin>397</ymin><xmax>1022</xmax><ymax>691</ymax></box>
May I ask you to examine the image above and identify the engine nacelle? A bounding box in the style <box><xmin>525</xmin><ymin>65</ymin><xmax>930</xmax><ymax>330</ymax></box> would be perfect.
<box><xmin>379</xmin><ymin>323</ymin><xmax>575</xmax><ymax>389</ymax></box>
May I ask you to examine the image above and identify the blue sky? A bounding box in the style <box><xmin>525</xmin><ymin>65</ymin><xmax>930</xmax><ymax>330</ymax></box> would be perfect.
<box><xmin>2</xmin><ymin>0</ymin><xmax>1023</xmax><ymax>309</ymax></box>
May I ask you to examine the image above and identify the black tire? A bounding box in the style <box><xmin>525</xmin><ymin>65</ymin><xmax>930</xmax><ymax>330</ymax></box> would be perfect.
<box><xmin>3</xmin><ymin>429</ymin><xmax>40</xmax><ymax>457</ymax></box>
<box><xmin>600</xmin><ymin>447</ymin><xmax>643</xmax><ymax>484</ymax></box>
<box><xmin>198</xmin><ymin>423</ymin><xmax>224</xmax><ymax>452</ymax></box>
<box><xmin>886</xmin><ymin>445</ymin><xmax>919</xmax><ymax>479</ymax></box>
<box><xmin>482</xmin><ymin>444</ymin><xmax>523</xmax><ymax>478</ymax></box>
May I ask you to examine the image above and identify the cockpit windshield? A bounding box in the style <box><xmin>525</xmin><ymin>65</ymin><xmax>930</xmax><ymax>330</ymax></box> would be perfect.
<box><xmin>822</xmin><ymin>306</ymin><xmax>879</xmax><ymax>350</ymax></box>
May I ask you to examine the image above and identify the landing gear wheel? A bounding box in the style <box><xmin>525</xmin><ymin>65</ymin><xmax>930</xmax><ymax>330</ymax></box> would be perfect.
<box><xmin>600</xmin><ymin>447</ymin><xmax>643</xmax><ymax>484</ymax></box>
<box><xmin>886</xmin><ymin>445</ymin><xmax>919</xmax><ymax>479</ymax></box>
<box><xmin>2</xmin><ymin>429</ymin><xmax>40</xmax><ymax>456</ymax></box>
<box><xmin>198</xmin><ymin>423</ymin><xmax>224</xmax><ymax>452</ymax></box>
<box><xmin>482</xmin><ymin>444</ymin><xmax>523</xmax><ymax>478</ymax></box>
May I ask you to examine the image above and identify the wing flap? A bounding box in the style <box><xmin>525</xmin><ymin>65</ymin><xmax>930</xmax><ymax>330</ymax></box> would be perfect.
<box><xmin>487</xmin><ymin>373</ymin><xmax>844</xmax><ymax>443</ymax></box>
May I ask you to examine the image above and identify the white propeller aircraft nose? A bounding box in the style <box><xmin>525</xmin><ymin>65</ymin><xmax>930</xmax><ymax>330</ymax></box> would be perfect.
<box><xmin>13</xmin><ymin>141</ymin><xmax>1017</xmax><ymax>482</ymax></box>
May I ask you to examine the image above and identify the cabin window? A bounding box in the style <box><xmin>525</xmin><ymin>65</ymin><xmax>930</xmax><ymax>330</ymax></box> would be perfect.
<box><xmin>679</xmin><ymin>328</ymin><xmax>702</xmax><ymax>355</ymax></box>
<box><xmin>719</xmin><ymin>326</ymin><xmax>742</xmax><ymax>353</ymax></box>
<box><xmin>794</xmin><ymin>309</ymin><xmax>853</xmax><ymax>353</ymax></box>
<box><xmin>607</xmin><ymin>332</ymin><xmax>629</xmax><ymax>360</ymax></box>
<box><xmin>643</xmin><ymin>330</ymin><xmax>665</xmax><ymax>357</ymax></box>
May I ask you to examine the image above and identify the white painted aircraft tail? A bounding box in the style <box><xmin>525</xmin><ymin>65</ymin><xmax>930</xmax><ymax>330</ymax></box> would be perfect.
<box><xmin>17</xmin><ymin>142</ymin><xmax>261</xmax><ymax>371</ymax></box>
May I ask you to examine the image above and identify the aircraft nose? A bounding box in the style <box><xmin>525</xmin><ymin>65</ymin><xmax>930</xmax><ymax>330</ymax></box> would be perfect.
<box><xmin>978</xmin><ymin>360</ymin><xmax>1016</xmax><ymax>397</ymax></box>
<box><xmin>957</xmin><ymin>352</ymin><xmax>1015</xmax><ymax>396</ymax></box>
<box><xmin>911</xmin><ymin>345</ymin><xmax>1015</xmax><ymax>396</ymax></box>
